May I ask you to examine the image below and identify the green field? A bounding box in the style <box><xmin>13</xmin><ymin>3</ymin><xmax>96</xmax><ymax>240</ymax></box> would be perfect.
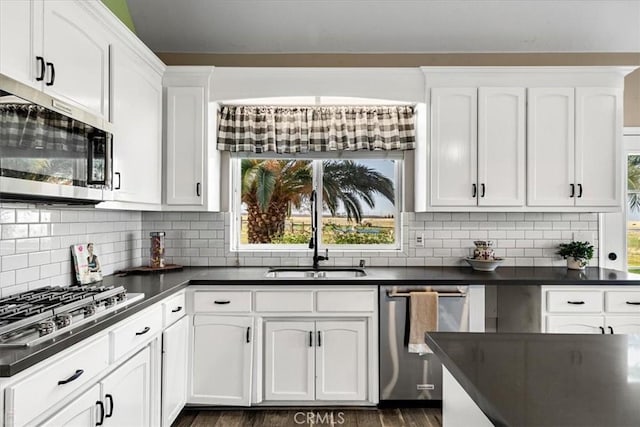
<box><xmin>241</xmin><ymin>215</ymin><xmax>395</xmax><ymax>245</ymax></box>
<box><xmin>629</xmin><ymin>222</ymin><xmax>640</xmax><ymax>272</ymax></box>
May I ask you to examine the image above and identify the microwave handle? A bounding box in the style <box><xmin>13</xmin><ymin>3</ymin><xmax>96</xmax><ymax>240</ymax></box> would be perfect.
<box><xmin>87</xmin><ymin>133</ymin><xmax>111</xmax><ymax>186</ymax></box>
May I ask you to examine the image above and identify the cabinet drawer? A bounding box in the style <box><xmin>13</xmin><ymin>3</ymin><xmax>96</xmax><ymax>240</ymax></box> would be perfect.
<box><xmin>110</xmin><ymin>305</ymin><xmax>163</xmax><ymax>362</ymax></box>
<box><xmin>163</xmin><ymin>291</ymin><xmax>186</xmax><ymax>326</ymax></box>
<box><xmin>193</xmin><ymin>291</ymin><xmax>252</xmax><ymax>313</ymax></box>
<box><xmin>6</xmin><ymin>335</ymin><xmax>109</xmax><ymax>427</ymax></box>
<box><xmin>546</xmin><ymin>290</ymin><xmax>602</xmax><ymax>313</ymax></box>
<box><xmin>316</xmin><ymin>290</ymin><xmax>375</xmax><ymax>312</ymax></box>
<box><xmin>605</xmin><ymin>291</ymin><xmax>640</xmax><ymax>313</ymax></box>
<box><xmin>255</xmin><ymin>291</ymin><xmax>314</xmax><ymax>312</ymax></box>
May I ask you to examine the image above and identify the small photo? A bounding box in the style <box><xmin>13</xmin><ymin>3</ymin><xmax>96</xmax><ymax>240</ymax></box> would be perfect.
<box><xmin>71</xmin><ymin>242</ymin><xmax>103</xmax><ymax>284</ymax></box>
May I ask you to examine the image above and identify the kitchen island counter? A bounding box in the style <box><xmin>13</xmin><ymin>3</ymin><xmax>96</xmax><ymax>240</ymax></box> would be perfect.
<box><xmin>426</xmin><ymin>331</ymin><xmax>640</xmax><ymax>426</ymax></box>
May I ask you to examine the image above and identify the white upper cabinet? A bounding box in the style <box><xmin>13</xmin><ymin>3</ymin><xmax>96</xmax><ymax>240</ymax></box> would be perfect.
<box><xmin>0</xmin><ymin>0</ymin><xmax>109</xmax><ymax>118</ymax></box>
<box><xmin>430</xmin><ymin>87</ymin><xmax>478</xmax><ymax>206</ymax></box>
<box><xmin>419</xmin><ymin>67</ymin><xmax>631</xmax><ymax>212</ymax></box>
<box><xmin>528</xmin><ymin>87</ymin><xmax>622</xmax><ymax>208</ymax></box>
<box><xmin>166</xmin><ymin>86</ymin><xmax>205</xmax><ymax>206</ymax></box>
<box><xmin>42</xmin><ymin>1</ymin><xmax>109</xmax><ymax>118</ymax></box>
<box><xmin>575</xmin><ymin>87</ymin><xmax>622</xmax><ymax>207</ymax></box>
<box><xmin>429</xmin><ymin>86</ymin><xmax>525</xmax><ymax>208</ymax></box>
<box><xmin>0</xmin><ymin>0</ymin><xmax>42</xmax><ymax>88</ymax></box>
<box><xmin>477</xmin><ymin>87</ymin><xmax>526</xmax><ymax>206</ymax></box>
<box><xmin>109</xmin><ymin>42</ymin><xmax>162</xmax><ymax>205</ymax></box>
<box><xmin>164</xmin><ymin>67</ymin><xmax>221</xmax><ymax>211</ymax></box>
<box><xmin>527</xmin><ymin>88</ymin><xmax>576</xmax><ymax>206</ymax></box>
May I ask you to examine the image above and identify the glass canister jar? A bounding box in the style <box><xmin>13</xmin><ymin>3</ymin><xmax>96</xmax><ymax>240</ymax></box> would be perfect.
<box><xmin>149</xmin><ymin>231</ymin><xmax>166</xmax><ymax>268</ymax></box>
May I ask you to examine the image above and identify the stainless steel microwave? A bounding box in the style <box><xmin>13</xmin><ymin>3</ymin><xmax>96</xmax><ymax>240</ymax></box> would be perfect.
<box><xmin>0</xmin><ymin>74</ymin><xmax>112</xmax><ymax>204</ymax></box>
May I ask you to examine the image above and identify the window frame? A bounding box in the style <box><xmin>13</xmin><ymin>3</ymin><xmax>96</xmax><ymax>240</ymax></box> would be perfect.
<box><xmin>230</xmin><ymin>151</ymin><xmax>403</xmax><ymax>252</ymax></box>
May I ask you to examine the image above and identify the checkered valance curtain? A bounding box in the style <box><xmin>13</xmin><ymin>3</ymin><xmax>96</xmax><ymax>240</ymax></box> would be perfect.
<box><xmin>217</xmin><ymin>105</ymin><xmax>416</xmax><ymax>153</ymax></box>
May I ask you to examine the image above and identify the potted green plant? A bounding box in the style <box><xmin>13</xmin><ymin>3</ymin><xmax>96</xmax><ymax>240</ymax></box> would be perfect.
<box><xmin>556</xmin><ymin>241</ymin><xmax>594</xmax><ymax>270</ymax></box>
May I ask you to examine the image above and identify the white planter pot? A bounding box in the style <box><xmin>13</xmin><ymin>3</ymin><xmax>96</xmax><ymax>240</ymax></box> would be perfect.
<box><xmin>567</xmin><ymin>256</ymin><xmax>588</xmax><ymax>270</ymax></box>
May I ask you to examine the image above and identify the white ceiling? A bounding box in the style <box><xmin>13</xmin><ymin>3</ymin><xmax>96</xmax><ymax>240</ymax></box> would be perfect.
<box><xmin>126</xmin><ymin>0</ymin><xmax>640</xmax><ymax>54</ymax></box>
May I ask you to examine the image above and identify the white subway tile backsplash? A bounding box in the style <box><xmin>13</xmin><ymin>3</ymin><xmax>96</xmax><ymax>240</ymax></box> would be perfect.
<box><xmin>16</xmin><ymin>210</ymin><xmax>39</xmax><ymax>223</ymax></box>
<box><xmin>146</xmin><ymin>209</ymin><xmax>598</xmax><ymax>268</ymax></box>
<box><xmin>0</xmin><ymin>271</ymin><xmax>15</xmax><ymax>287</ymax></box>
<box><xmin>0</xmin><ymin>205</ymin><xmax>142</xmax><ymax>292</ymax></box>
<box><xmin>16</xmin><ymin>266</ymin><xmax>39</xmax><ymax>284</ymax></box>
<box><xmin>0</xmin><ymin>240</ymin><xmax>15</xmax><ymax>256</ymax></box>
<box><xmin>1</xmin><ymin>210</ymin><xmax>15</xmax><ymax>224</ymax></box>
<box><xmin>16</xmin><ymin>238</ymin><xmax>39</xmax><ymax>254</ymax></box>
<box><xmin>29</xmin><ymin>224</ymin><xmax>49</xmax><ymax>237</ymax></box>
<box><xmin>28</xmin><ymin>251</ymin><xmax>51</xmax><ymax>267</ymax></box>
<box><xmin>2</xmin><ymin>224</ymin><xmax>28</xmax><ymax>239</ymax></box>
<box><xmin>2</xmin><ymin>254</ymin><xmax>28</xmax><ymax>271</ymax></box>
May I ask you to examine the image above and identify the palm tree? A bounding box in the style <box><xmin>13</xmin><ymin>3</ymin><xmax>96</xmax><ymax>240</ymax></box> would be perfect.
<box><xmin>629</xmin><ymin>155</ymin><xmax>640</xmax><ymax>212</ymax></box>
<box><xmin>241</xmin><ymin>159</ymin><xmax>394</xmax><ymax>244</ymax></box>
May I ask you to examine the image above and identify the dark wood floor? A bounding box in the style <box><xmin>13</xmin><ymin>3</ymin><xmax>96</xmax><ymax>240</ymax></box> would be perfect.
<box><xmin>172</xmin><ymin>408</ymin><xmax>442</xmax><ymax>427</ymax></box>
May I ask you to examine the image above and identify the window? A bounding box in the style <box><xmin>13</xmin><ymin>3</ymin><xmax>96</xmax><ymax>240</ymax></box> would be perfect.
<box><xmin>231</xmin><ymin>155</ymin><xmax>401</xmax><ymax>251</ymax></box>
<box><xmin>628</xmin><ymin>154</ymin><xmax>640</xmax><ymax>273</ymax></box>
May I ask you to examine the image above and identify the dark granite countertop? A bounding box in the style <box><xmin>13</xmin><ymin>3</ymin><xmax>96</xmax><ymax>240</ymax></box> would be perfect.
<box><xmin>426</xmin><ymin>332</ymin><xmax>640</xmax><ymax>427</ymax></box>
<box><xmin>1</xmin><ymin>265</ymin><xmax>639</xmax><ymax>378</ymax></box>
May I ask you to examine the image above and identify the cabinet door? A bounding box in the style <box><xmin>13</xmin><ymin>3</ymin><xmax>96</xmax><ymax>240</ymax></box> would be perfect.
<box><xmin>42</xmin><ymin>0</ymin><xmax>109</xmax><ymax>117</ymax></box>
<box><xmin>478</xmin><ymin>87</ymin><xmax>526</xmax><ymax>207</ymax></box>
<box><xmin>527</xmin><ymin>88</ymin><xmax>575</xmax><ymax>206</ymax></box>
<box><xmin>0</xmin><ymin>0</ymin><xmax>43</xmax><ymax>88</ymax></box>
<box><xmin>315</xmin><ymin>320</ymin><xmax>367</xmax><ymax>401</ymax></box>
<box><xmin>191</xmin><ymin>315</ymin><xmax>253</xmax><ymax>405</ymax></box>
<box><xmin>101</xmin><ymin>347</ymin><xmax>152</xmax><ymax>427</ymax></box>
<box><xmin>166</xmin><ymin>86</ymin><xmax>205</xmax><ymax>206</ymax></box>
<box><xmin>162</xmin><ymin>316</ymin><xmax>188</xmax><ymax>427</ymax></box>
<box><xmin>264</xmin><ymin>321</ymin><xmax>315</xmax><ymax>401</ymax></box>
<box><xmin>430</xmin><ymin>87</ymin><xmax>478</xmax><ymax>206</ymax></box>
<box><xmin>606</xmin><ymin>316</ymin><xmax>640</xmax><ymax>334</ymax></box>
<box><xmin>546</xmin><ymin>315</ymin><xmax>604</xmax><ymax>333</ymax></box>
<box><xmin>575</xmin><ymin>87</ymin><xmax>622</xmax><ymax>207</ymax></box>
<box><xmin>40</xmin><ymin>383</ymin><xmax>101</xmax><ymax>427</ymax></box>
<box><xmin>111</xmin><ymin>43</ymin><xmax>162</xmax><ymax>204</ymax></box>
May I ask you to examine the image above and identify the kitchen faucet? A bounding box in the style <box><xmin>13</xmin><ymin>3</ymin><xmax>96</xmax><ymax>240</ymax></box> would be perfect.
<box><xmin>309</xmin><ymin>190</ymin><xmax>328</xmax><ymax>269</ymax></box>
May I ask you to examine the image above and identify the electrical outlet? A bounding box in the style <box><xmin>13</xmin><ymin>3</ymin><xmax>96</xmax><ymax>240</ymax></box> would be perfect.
<box><xmin>416</xmin><ymin>232</ymin><xmax>424</xmax><ymax>248</ymax></box>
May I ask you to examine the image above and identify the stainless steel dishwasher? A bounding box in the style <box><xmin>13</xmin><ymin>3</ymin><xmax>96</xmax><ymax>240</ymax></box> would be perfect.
<box><xmin>379</xmin><ymin>285</ymin><xmax>469</xmax><ymax>404</ymax></box>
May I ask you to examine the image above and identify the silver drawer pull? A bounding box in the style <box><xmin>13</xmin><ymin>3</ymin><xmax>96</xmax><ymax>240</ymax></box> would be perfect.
<box><xmin>135</xmin><ymin>326</ymin><xmax>150</xmax><ymax>336</ymax></box>
<box><xmin>58</xmin><ymin>369</ymin><xmax>84</xmax><ymax>385</ymax></box>
<box><xmin>567</xmin><ymin>301</ymin><xmax>585</xmax><ymax>305</ymax></box>
<box><xmin>214</xmin><ymin>300</ymin><xmax>231</xmax><ymax>305</ymax></box>
<box><xmin>626</xmin><ymin>301</ymin><xmax>640</xmax><ymax>305</ymax></box>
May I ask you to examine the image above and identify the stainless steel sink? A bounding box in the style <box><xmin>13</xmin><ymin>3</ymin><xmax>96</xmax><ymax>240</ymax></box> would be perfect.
<box><xmin>264</xmin><ymin>267</ymin><xmax>367</xmax><ymax>278</ymax></box>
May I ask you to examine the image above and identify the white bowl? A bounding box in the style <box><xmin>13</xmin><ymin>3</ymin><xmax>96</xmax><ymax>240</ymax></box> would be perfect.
<box><xmin>464</xmin><ymin>257</ymin><xmax>504</xmax><ymax>271</ymax></box>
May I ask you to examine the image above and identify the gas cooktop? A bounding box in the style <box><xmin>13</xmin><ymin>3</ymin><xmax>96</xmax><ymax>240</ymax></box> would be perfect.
<box><xmin>0</xmin><ymin>284</ymin><xmax>144</xmax><ymax>348</ymax></box>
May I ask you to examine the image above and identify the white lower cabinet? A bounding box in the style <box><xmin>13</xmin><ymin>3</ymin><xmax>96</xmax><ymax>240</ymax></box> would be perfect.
<box><xmin>188</xmin><ymin>286</ymin><xmax>378</xmax><ymax>407</ymax></box>
<box><xmin>263</xmin><ymin>319</ymin><xmax>367</xmax><ymax>402</ymax></box>
<box><xmin>101</xmin><ymin>346</ymin><xmax>152</xmax><ymax>427</ymax></box>
<box><xmin>161</xmin><ymin>316</ymin><xmax>189</xmax><ymax>427</ymax></box>
<box><xmin>41</xmin><ymin>384</ymin><xmax>102</xmax><ymax>427</ymax></box>
<box><xmin>542</xmin><ymin>286</ymin><xmax>640</xmax><ymax>334</ymax></box>
<box><xmin>546</xmin><ymin>315</ymin><xmax>604</xmax><ymax>334</ymax></box>
<box><xmin>264</xmin><ymin>321</ymin><xmax>315</xmax><ymax>401</ymax></box>
<box><xmin>315</xmin><ymin>320</ymin><xmax>367</xmax><ymax>401</ymax></box>
<box><xmin>190</xmin><ymin>315</ymin><xmax>254</xmax><ymax>405</ymax></box>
